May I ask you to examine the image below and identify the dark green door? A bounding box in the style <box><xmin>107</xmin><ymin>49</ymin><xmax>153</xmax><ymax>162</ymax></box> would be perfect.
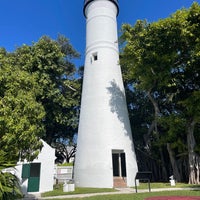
<box><xmin>28</xmin><ymin>163</ymin><xmax>41</xmax><ymax>192</ymax></box>
<box><xmin>28</xmin><ymin>177</ymin><xmax>40</xmax><ymax>192</ymax></box>
<box><xmin>22</xmin><ymin>164</ymin><xmax>30</xmax><ymax>178</ymax></box>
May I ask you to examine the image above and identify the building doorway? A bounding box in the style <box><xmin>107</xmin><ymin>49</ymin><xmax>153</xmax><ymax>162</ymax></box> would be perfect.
<box><xmin>112</xmin><ymin>150</ymin><xmax>127</xmax><ymax>187</ymax></box>
<box><xmin>22</xmin><ymin>163</ymin><xmax>41</xmax><ymax>192</ymax></box>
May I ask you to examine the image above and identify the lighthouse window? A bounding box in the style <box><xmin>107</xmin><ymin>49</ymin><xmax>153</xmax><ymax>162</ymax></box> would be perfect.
<box><xmin>92</xmin><ymin>52</ymin><xmax>98</xmax><ymax>61</ymax></box>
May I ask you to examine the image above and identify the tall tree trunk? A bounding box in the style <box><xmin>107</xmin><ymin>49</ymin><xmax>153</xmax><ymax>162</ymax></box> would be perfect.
<box><xmin>147</xmin><ymin>90</ymin><xmax>168</xmax><ymax>181</ymax></box>
<box><xmin>145</xmin><ymin>90</ymin><xmax>160</xmax><ymax>148</ymax></box>
<box><xmin>167</xmin><ymin>143</ymin><xmax>181</xmax><ymax>182</ymax></box>
<box><xmin>158</xmin><ymin>147</ymin><xmax>168</xmax><ymax>181</ymax></box>
<box><xmin>196</xmin><ymin>156</ymin><xmax>200</xmax><ymax>184</ymax></box>
<box><xmin>187</xmin><ymin>120</ymin><xmax>199</xmax><ymax>184</ymax></box>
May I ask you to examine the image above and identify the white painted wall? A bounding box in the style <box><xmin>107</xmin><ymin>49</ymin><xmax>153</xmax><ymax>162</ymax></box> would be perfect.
<box><xmin>74</xmin><ymin>0</ymin><xmax>138</xmax><ymax>188</ymax></box>
<box><xmin>15</xmin><ymin>140</ymin><xmax>55</xmax><ymax>194</ymax></box>
<box><xmin>38</xmin><ymin>140</ymin><xmax>55</xmax><ymax>192</ymax></box>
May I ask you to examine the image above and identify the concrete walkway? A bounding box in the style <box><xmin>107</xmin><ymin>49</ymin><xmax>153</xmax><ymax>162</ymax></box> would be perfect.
<box><xmin>23</xmin><ymin>187</ymin><xmax>200</xmax><ymax>200</ymax></box>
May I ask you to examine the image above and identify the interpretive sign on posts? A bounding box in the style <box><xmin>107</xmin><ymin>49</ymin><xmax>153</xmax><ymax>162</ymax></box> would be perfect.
<box><xmin>135</xmin><ymin>171</ymin><xmax>152</xmax><ymax>193</ymax></box>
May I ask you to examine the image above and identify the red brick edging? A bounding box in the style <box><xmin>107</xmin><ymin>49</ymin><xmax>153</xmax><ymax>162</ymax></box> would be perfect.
<box><xmin>145</xmin><ymin>196</ymin><xmax>200</xmax><ymax>200</ymax></box>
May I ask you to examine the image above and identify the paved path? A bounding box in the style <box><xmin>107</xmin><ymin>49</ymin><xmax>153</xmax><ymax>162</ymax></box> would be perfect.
<box><xmin>23</xmin><ymin>187</ymin><xmax>200</xmax><ymax>200</ymax></box>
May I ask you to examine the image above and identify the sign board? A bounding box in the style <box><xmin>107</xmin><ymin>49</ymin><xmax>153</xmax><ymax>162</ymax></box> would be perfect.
<box><xmin>135</xmin><ymin>171</ymin><xmax>152</xmax><ymax>193</ymax></box>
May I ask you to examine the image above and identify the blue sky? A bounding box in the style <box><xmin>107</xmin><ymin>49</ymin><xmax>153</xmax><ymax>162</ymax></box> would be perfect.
<box><xmin>0</xmin><ymin>0</ymin><xmax>199</xmax><ymax>67</ymax></box>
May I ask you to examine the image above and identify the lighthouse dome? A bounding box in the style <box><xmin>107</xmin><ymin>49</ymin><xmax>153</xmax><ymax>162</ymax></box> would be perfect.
<box><xmin>84</xmin><ymin>0</ymin><xmax>119</xmax><ymax>17</ymax></box>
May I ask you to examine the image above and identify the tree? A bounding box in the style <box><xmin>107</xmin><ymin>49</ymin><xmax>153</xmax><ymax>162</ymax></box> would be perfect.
<box><xmin>120</xmin><ymin>2</ymin><xmax>200</xmax><ymax>183</ymax></box>
<box><xmin>54</xmin><ymin>141</ymin><xmax>76</xmax><ymax>164</ymax></box>
<box><xmin>0</xmin><ymin>48</ymin><xmax>45</xmax><ymax>162</ymax></box>
<box><xmin>0</xmin><ymin>150</ymin><xmax>23</xmax><ymax>200</ymax></box>
<box><xmin>13</xmin><ymin>35</ymin><xmax>81</xmax><ymax>145</ymax></box>
<box><xmin>1</xmin><ymin>35</ymin><xmax>81</xmax><ymax>160</ymax></box>
<box><xmin>0</xmin><ymin>47</ymin><xmax>45</xmax><ymax>199</ymax></box>
<box><xmin>0</xmin><ymin>35</ymin><xmax>81</xmax><ymax>198</ymax></box>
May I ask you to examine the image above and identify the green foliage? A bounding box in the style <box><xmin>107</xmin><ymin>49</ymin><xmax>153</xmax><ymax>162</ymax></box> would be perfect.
<box><xmin>0</xmin><ymin>171</ymin><xmax>22</xmax><ymax>200</ymax></box>
<box><xmin>0</xmin><ymin>48</ymin><xmax>45</xmax><ymax>162</ymax></box>
<box><xmin>0</xmin><ymin>35</ymin><xmax>80</xmax><ymax>161</ymax></box>
<box><xmin>0</xmin><ymin>35</ymin><xmax>80</xmax><ymax>197</ymax></box>
<box><xmin>0</xmin><ymin>151</ymin><xmax>23</xmax><ymax>199</ymax></box>
<box><xmin>120</xmin><ymin>2</ymin><xmax>200</xmax><ymax>182</ymax></box>
<box><xmin>58</xmin><ymin>162</ymin><xmax>74</xmax><ymax>166</ymax></box>
<box><xmin>14</xmin><ymin>35</ymin><xmax>81</xmax><ymax>145</ymax></box>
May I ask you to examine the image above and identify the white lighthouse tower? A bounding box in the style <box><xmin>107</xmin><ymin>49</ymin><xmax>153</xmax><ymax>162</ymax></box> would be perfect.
<box><xmin>74</xmin><ymin>0</ymin><xmax>138</xmax><ymax>188</ymax></box>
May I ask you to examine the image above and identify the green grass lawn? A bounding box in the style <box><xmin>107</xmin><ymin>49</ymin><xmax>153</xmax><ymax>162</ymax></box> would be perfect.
<box><xmin>42</xmin><ymin>185</ymin><xmax>116</xmax><ymax>197</ymax></box>
<box><xmin>44</xmin><ymin>190</ymin><xmax>200</xmax><ymax>200</ymax></box>
<box><xmin>41</xmin><ymin>182</ymin><xmax>200</xmax><ymax>200</ymax></box>
<box><xmin>135</xmin><ymin>182</ymin><xmax>200</xmax><ymax>189</ymax></box>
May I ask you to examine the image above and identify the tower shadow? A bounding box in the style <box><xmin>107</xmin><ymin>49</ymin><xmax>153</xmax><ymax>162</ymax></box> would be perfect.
<box><xmin>107</xmin><ymin>80</ymin><xmax>132</xmax><ymax>138</ymax></box>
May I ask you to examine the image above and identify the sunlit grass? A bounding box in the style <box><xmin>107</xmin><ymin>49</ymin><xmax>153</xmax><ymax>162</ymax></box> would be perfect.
<box><xmin>135</xmin><ymin>182</ymin><xmax>200</xmax><ymax>190</ymax></box>
<box><xmin>44</xmin><ymin>190</ymin><xmax>200</xmax><ymax>200</ymax></box>
<box><xmin>42</xmin><ymin>184</ymin><xmax>116</xmax><ymax>197</ymax></box>
<box><xmin>41</xmin><ymin>182</ymin><xmax>200</xmax><ymax>199</ymax></box>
